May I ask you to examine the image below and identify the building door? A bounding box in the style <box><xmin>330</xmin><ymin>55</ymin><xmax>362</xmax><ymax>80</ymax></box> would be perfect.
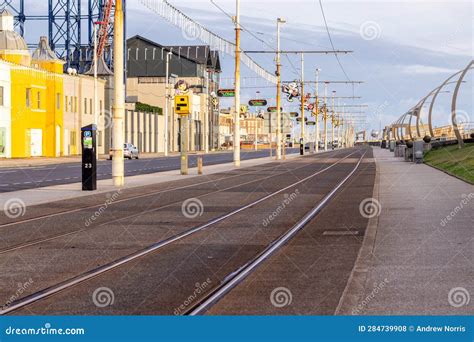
<box><xmin>30</xmin><ymin>129</ymin><xmax>42</xmax><ymax>157</ymax></box>
<box><xmin>195</xmin><ymin>120</ymin><xmax>202</xmax><ymax>151</ymax></box>
<box><xmin>56</xmin><ymin>125</ymin><xmax>61</xmax><ymax>156</ymax></box>
<box><xmin>64</xmin><ymin>128</ymin><xmax>70</xmax><ymax>156</ymax></box>
<box><xmin>0</xmin><ymin>127</ymin><xmax>5</xmax><ymax>157</ymax></box>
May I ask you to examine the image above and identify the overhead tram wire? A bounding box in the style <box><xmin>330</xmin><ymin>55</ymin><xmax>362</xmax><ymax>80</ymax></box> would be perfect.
<box><xmin>317</xmin><ymin>0</ymin><xmax>354</xmax><ymax>97</ymax></box>
<box><xmin>210</xmin><ymin>0</ymin><xmax>301</xmax><ymax>78</ymax></box>
<box><xmin>209</xmin><ymin>0</ymin><xmax>279</xmax><ymax>77</ymax></box>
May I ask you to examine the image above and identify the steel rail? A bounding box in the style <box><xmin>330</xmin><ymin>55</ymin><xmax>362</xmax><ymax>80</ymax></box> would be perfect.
<box><xmin>188</xmin><ymin>150</ymin><xmax>366</xmax><ymax>315</ymax></box>
<box><xmin>0</xmin><ymin>149</ymin><xmax>359</xmax><ymax>315</ymax></box>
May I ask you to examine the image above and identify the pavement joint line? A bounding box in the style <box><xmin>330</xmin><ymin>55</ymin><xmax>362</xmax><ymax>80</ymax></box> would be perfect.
<box><xmin>0</xmin><ymin>149</ymin><xmax>356</xmax><ymax>315</ymax></box>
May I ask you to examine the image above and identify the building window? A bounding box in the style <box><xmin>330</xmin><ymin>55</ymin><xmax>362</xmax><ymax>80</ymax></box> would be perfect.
<box><xmin>64</xmin><ymin>96</ymin><xmax>68</xmax><ymax>112</ymax></box>
<box><xmin>37</xmin><ymin>92</ymin><xmax>41</xmax><ymax>109</ymax></box>
<box><xmin>26</xmin><ymin>88</ymin><xmax>31</xmax><ymax>108</ymax></box>
<box><xmin>98</xmin><ymin>131</ymin><xmax>102</xmax><ymax>147</ymax></box>
<box><xmin>56</xmin><ymin>93</ymin><xmax>61</xmax><ymax>110</ymax></box>
<box><xmin>0</xmin><ymin>86</ymin><xmax>3</xmax><ymax>106</ymax></box>
<box><xmin>90</xmin><ymin>99</ymin><xmax>93</xmax><ymax>114</ymax></box>
<box><xmin>100</xmin><ymin>100</ymin><xmax>103</xmax><ymax>115</ymax></box>
<box><xmin>74</xmin><ymin>97</ymin><xmax>77</xmax><ymax>113</ymax></box>
<box><xmin>84</xmin><ymin>98</ymin><xmax>87</xmax><ymax>114</ymax></box>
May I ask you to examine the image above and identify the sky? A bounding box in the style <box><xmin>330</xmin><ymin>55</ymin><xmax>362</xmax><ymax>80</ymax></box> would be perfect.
<box><xmin>126</xmin><ymin>0</ymin><xmax>473</xmax><ymax>135</ymax></box>
<box><xmin>12</xmin><ymin>0</ymin><xmax>474</xmax><ymax>136</ymax></box>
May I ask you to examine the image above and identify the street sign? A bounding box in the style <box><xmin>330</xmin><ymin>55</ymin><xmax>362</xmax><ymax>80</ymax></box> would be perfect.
<box><xmin>174</xmin><ymin>95</ymin><xmax>190</xmax><ymax>115</ymax></box>
<box><xmin>217</xmin><ymin>89</ymin><xmax>236</xmax><ymax>97</ymax></box>
<box><xmin>248</xmin><ymin>99</ymin><xmax>268</xmax><ymax>107</ymax></box>
<box><xmin>267</xmin><ymin>106</ymin><xmax>283</xmax><ymax>113</ymax></box>
<box><xmin>240</xmin><ymin>104</ymin><xmax>249</xmax><ymax>115</ymax></box>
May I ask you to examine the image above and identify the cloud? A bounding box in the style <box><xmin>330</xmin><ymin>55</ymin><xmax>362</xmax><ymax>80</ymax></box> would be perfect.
<box><xmin>397</xmin><ymin>64</ymin><xmax>461</xmax><ymax>75</ymax></box>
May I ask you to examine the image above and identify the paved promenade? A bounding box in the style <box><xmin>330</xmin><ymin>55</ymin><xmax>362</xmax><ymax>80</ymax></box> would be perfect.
<box><xmin>0</xmin><ymin>153</ymin><xmax>301</xmax><ymax>209</ymax></box>
<box><xmin>338</xmin><ymin>147</ymin><xmax>473</xmax><ymax>315</ymax></box>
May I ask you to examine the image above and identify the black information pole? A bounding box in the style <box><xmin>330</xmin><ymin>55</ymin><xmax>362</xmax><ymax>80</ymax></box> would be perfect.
<box><xmin>81</xmin><ymin>124</ymin><xmax>97</xmax><ymax>191</ymax></box>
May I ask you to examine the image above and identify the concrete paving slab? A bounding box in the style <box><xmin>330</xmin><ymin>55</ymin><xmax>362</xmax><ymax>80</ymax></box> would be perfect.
<box><xmin>337</xmin><ymin>147</ymin><xmax>474</xmax><ymax>315</ymax></box>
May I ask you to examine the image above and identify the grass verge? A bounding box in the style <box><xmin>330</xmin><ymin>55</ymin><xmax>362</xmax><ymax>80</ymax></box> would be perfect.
<box><xmin>424</xmin><ymin>142</ymin><xmax>474</xmax><ymax>184</ymax></box>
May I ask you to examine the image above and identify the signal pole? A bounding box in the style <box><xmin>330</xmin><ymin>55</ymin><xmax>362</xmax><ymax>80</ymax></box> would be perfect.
<box><xmin>300</xmin><ymin>53</ymin><xmax>305</xmax><ymax>155</ymax></box>
<box><xmin>233</xmin><ymin>0</ymin><xmax>241</xmax><ymax>167</ymax></box>
<box><xmin>331</xmin><ymin>90</ymin><xmax>336</xmax><ymax>148</ymax></box>
<box><xmin>323</xmin><ymin>82</ymin><xmax>328</xmax><ymax>151</ymax></box>
<box><xmin>112</xmin><ymin>0</ymin><xmax>124</xmax><ymax>187</ymax></box>
<box><xmin>315</xmin><ymin>68</ymin><xmax>320</xmax><ymax>153</ymax></box>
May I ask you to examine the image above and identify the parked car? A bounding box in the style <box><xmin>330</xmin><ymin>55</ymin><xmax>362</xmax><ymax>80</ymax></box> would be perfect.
<box><xmin>109</xmin><ymin>143</ymin><xmax>139</xmax><ymax>160</ymax></box>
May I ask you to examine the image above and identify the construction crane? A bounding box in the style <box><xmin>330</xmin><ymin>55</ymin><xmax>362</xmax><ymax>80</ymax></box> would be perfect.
<box><xmin>96</xmin><ymin>0</ymin><xmax>115</xmax><ymax>58</ymax></box>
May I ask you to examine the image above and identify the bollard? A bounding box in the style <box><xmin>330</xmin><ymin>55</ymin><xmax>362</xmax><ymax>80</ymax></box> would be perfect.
<box><xmin>197</xmin><ymin>156</ymin><xmax>203</xmax><ymax>175</ymax></box>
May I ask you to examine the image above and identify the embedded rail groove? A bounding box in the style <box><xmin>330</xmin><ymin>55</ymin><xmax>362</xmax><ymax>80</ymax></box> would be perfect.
<box><xmin>0</xmin><ymin>151</ymin><xmax>346</xmax><ymax>255</ymax></box>
<box><xmin>187</xmin><ymin>151</ymin><xmax>366</xmax><ymax>315</ymax></box>
<box><xmin>0</xmin><ymin>149</ymin><xmax>358</xmax><ymax>315</ymax></box>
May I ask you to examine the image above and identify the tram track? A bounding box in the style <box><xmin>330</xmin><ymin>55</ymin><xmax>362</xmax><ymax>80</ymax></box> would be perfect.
<box><xmin>0</xmin><ymin>149</ymin><xmax>360</xmax><ymax>315</ymax></box>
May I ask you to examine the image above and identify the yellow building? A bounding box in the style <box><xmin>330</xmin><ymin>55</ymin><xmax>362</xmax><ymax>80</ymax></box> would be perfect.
<box><xmin>0</xmin><ymin>10</ymin><xmax>64</xmax><ymax>158</ymax></box>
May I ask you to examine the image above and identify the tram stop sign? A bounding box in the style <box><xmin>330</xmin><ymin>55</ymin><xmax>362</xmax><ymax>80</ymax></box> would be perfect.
<box><xmin>174</xmin><ymin>95</ymin><xmax>190</xmax><ymax>115</ymax></box>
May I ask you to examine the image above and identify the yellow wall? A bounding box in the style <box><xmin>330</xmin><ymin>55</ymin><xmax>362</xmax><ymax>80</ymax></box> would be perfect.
<box><xmin>10</xmin><ymin>66</ymin><xmax>64</xmax><ymax>158</ymax></box>
<box><xmin>0</xmin><ymin>51</ymin><xmax>31</xmax><ymax>67</ymax></box>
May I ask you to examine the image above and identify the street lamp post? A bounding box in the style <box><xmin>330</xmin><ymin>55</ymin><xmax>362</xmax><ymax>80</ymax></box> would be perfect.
<box><xmin>315</xmin><ymin>68</ymin><xmax>320</xmax><ymax>153</ymax></box>
<box><xmin>93</xmin><ymin>21</ymin><xmax>102</xmax><ymax>158</ymax></box>
<box><xmin>323</xmin><ymin>82</ymin><xmax>328</xmax><ymax>151</ymax></box>
<box><xmin>165</xmin><ymin>51</ymin><xmax>173</xmax><ymax>157</ymax></box>
<box><xmin>300</xmin><ymin>53</ymin><xmax>305</xmax><ymax>155</ymax></box>
<box><xmin>233</xmin><ymin>0</ymin><xmax>241</xmax><ymax>167</ymax></box>
<box><xmin>112</xmin><ymin>0</ymin><xmax>124</xmax><ymax>187</ymax></box>
<box><xmin>276</xmin><ymin>17</ymin><xmax>286</xmax><ymax>160</ymax></box>
<box><xmin>331</xmin><ymin>90</ymin><xmax>336</xmax><ymax>149</ymax></box>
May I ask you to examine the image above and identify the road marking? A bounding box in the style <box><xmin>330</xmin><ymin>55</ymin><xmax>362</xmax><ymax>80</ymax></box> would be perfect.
<box><xmin>0</xmin><ymin>171</ymin><xmax>15</xmax><ymax>174</ymax></box>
